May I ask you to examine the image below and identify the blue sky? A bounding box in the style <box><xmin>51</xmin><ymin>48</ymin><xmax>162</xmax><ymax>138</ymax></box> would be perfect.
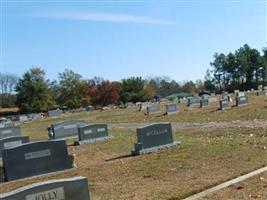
<box><xmin>1</xmin><ymin>1</ymin><xmax>266</xmax><ymax>82</ymax></box>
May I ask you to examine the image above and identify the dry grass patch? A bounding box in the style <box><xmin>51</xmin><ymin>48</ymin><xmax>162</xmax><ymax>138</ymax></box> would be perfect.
<box><xmin>1</xmin><ymin>127</ymin><xmax>266</xmax><ymax>200</ymax></box>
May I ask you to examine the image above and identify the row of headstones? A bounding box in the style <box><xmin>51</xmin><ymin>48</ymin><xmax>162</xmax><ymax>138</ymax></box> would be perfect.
<box><xmin>220</xmin><ymin>91</ymin><xmax>249</xmax><ymax>110</ymax></box>
<box><xmin>256</xmin><ymin>85</ymin><xmax>267</xmax><ymax>96</ymax></box>
<box><xmin>0</xmin><ymin>121</ymin><xmax>180</xmax><ymax>183</ymax></box>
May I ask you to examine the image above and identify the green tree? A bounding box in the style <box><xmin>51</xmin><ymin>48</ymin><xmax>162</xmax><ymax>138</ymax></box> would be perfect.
<box><xmin>57</xmin><ymin>69</ymin><xmax>88</xmax><ymax>108</ymax></box>
<box><xmin>120</xmin><ymin>77</ymin><xmax>148</xmax><ymax>103</ymax></box>
<box><xmin>15</xmin><ymin>68</ymin><xmax>54</xmax><ymax>113</ymax></box>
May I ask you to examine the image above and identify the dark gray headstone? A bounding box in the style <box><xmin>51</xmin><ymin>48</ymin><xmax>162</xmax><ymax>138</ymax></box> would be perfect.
<box><xmin>187</xmin><ymin>97</ymin><xmax>200</xmax><ymax>107</ymax></box>
<box><xmin>236</xmin><ymin>96</ymin><xmax>248</xmax><ymax>106</ymax></box>
<box><xmin>200</xmin><ymin>98</ymin><xmax>209</xmax><ymax>108</ymax></box>
<box><xmin>48</xmin><ymin>109</ymin><xmax>63</xmax><ymax>118</ymax></box>
<box><xmin>219</xmin><ymin>99</ymin><xmax>229</xmax><ymax>110</ymax></box>
<box><xmin>165</xmin><ymin>104</ymin><xmax>178</xmax><ymax>115</ymax></box>
<box><xmin>2</xmin><ymin>140</ymin><xmax>73</xmax><ymax>181</ymax></box>
<box><xmin>48</xmin><ymin>120</ymin><xmax>87</xmax><ymax>140</ymax></box>
<box><xmin>0</xmin><ymin>136</ymin><xmax>30</xmax><ymax>158</ymax></box>
<box><xmin>132</xmin><ymin>123</ymin><xmax>180</xmax><ymax>155</ymax></box>
<box><xmin>0</xmin><ymin>176</ymin><xmax>90</xmax><ymax>200</ymax></box>
<box><xmin>146</xmin><ymin>104</ymin><xmax>160</xmax><ymax>114</ymax></box>
<box><xmin>75</xmin><ymin>124</ymin><xmax>111</xmax><ymax>145</ymax></box>
<box><xmin>0</xmin><ymin>126</ymin><xmax>21</xmax><ymax>140</ymax></box>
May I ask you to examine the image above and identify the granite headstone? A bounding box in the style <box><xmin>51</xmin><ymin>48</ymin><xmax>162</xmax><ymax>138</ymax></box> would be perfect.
<box><xmin>2</xmin><ymin>140</ymin><xmax>73</xmax><ymax>181</ymax></box>
<box><xmin>132</xmin><ymin>123</ymin><xmax>180</xmax><ymax>155</ymax></box>
<box><xmin>0</xmin><ymin>176</ymin><xmax>90</xmax><ymax>200</ymax></box>
<box><xmin>0</xmin><ymin>126</ymin><xmax>21</xmax><ymax>140</ymax></box>
<box><xmin>0</xmin><ymin>136</ymin><xmax>30</xmax><ymax>158</ymax></box>
<box><xmin>48</xmin><ymin>120</ymin><xmax>87</xmax><ymax>140</ymax></box>
<box><xmin>75</xmin><ymin>124</ymin><xmax>111</xmax><ymax>145</ymax></box>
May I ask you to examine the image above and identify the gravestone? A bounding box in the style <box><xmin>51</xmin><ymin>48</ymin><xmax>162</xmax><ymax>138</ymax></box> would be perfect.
<box><xmin>0</xmin><ymin>136</ymin><xmax>30</xmax><ymax>158</ymax></box>
<box><xmin>187</xmin><ymin>97</ymin><xmax>200</xmax><ymax>107</ymax></box>
<box><xmin>19</xmin><ymin>115</ymin><xmax>28</xmax><ymax>122</ymax></box>
<box><xmin>222</xmin><ymin>92</ymin><xmax>229</xmax><ymax>100</ymax></box>
<box><xmin>219</xmin><ymin>99</ymin><xmax>229</xmax><ymax>110</ymax></box>
<box><xmin>146</xmin><ymin>104</ymin><xmax>160</xmax><ymax>115</ymax></box>
<box><xmin>141</xmin><ymin>102</ymin><xmax>150</xmax><ymax>111</ymax></box>
<box><xmin>236</xmin><ymin>91</ymin><xmax>245</xmax><ymax>97</ymax></box>
<box><xmin>28</xmin><ymin>113</ymin><xmax>42</xmax><ymax>120</ymax></box>
<box><xmin>234</xmin><ymin>90</ymin><xmax>240</xmax><ymax>96</ymax></box>
<box><xmin>0</xmin><ymin>176</ymin><xmax>90</xmax><ymax>200</ymax></box>
<box><xmin>132</xmin><ymin>123</ymin><xmax>180</xmax><ymax>155</ymax></box>
<box><xmin>75</xmin><ymin>124</ymin><xmax>111</xmax><ymax>145</ymax></box>
<box><xmin>2</xmin><ymin>140</ymin><xmax>73</xmax><ymax>181</ymax></box>
<box><xmin>165</xmin><ymin>104</ymin><xmax>178</xmax><ymax>115</ymax></box>
<box><xmin>200</xmin><ymin>98</ymin><xmax>209</xmax><ymax>108</ymax></box>
<box><xmin>0</xmin><ymin>126</ymin><xmax>21</xmax><ymax>140</ymax></box>
<box><xmin>236</xmin><ymin>96</ymin><xmax>248</xmax><ymax>106</ymax></box>
<box><xmin>48</xmin><ymin>120</ymin><xmax>87</xmax><ymax>140</ymax></box>
<box><xmin>48</xmin><ymin>109</ymin><xmax>63</xmax><ymax>118</ymax></box>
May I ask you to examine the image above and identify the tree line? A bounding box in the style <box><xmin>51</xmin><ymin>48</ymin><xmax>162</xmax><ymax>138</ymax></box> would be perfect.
<box><xmin>205</xmin><ymin>44</ymin><xmax>267</xmax><ymax>92</ymax></box>
<box><xmin>1</xmin><ymin>43</ymin><xmax>266</xmax><ymax>113</ymax></box>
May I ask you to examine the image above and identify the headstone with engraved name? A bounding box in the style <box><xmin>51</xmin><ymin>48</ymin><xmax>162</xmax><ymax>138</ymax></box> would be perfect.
<box><xmin>132</xmin><ymin>123</ymin><xmax>180</xmax><ymax>155</ymax></box>
<box><xmin>0</xmin><ymin>176</ymin><xmax>90</xmax><ymax>200</ymax></box>
<box><xmin>187</xmin><ymin>97</ymin><xmax>200</xmax><ymax>107</ymax></box>
<box><xmin>236</xmin><ymin>96</ymin><xmax>248</xmax><ymax>106</ymax></box>
<box><xmin>146</xmin><ymin>104</ymin><xmax>160</xmax><ymax>115</ymax></box>
<box><xmin>2</xmin><ymin>140</ymin><xmax>73</xmax><ymax>181</ymax></box>
<box><xmin>165</xmin><ymin>104</ymin><xmax>178</xmax><ymax>115</ymax></box>
<box><xmin>0</xmin><ymin>136</ymin><xmax>30</xmax><ymax>158</ymax></box>
<box><xmin>75</xmin><ymin>124</ymin><xmax>111</xmax><ymax>145</ymax></box>
<box><xmin>0</xmin><ymin>126</ymin><xmax>21</xmax><ymax>140</ymax></box>
<box><xmin>219</xmin><ymin>99</ymin><xmax>229</xmax><ymax>110</ymax></box>
<box><xmin>48</xmin><ymin>120</ymin><xmax>87</xmax><ymax>140</ymax></box>
<box><xmin>48</xmin><ymin>109</ymin><xmax>63</xmax><ymax>118</ymax></box>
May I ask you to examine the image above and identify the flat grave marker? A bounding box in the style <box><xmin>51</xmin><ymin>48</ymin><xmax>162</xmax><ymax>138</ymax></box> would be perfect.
<box><xmin>0</xmin><ymin>176</ymin><xmax>90</xmax><ymax>200</ymax></box>
<box><xmin>132</xmin><ymin>123</ymin><xmax>180</xmax><ymax>155</ymax></box>
<box><xmin>75</xmin><ymin>124</ymin><xmax>111</xmax><ymax>145</ymax></box>
<box><xmin>2</xmin><ymin>140</ymin><xmax>73</xmax><ymax>181</ymax></box>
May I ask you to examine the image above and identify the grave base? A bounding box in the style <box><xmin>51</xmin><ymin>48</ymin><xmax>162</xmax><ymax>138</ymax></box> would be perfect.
<box><xmin>74</xmin><ymin>136</ymin><xmax>112</xmax><ymax>146</ymax></box>
<box><xmin>166</xmin><ymin>111</ymin><xmax>178</xmax><ymax>115</ymax></box>
<box><xmin>131</xmin><ymin>141</ymin><xmax>181</xmax><ymax>156</ymax></box>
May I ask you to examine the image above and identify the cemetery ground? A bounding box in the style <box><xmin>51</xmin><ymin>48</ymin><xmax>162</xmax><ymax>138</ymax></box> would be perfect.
<box><xmin>1</xmin><ymin>94</ymin><xmax>267</xmax><ymax>199</ymax></box>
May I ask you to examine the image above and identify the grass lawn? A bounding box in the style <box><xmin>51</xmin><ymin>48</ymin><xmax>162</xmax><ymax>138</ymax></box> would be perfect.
<box><xmin>0</xmin><ymin>94</ymin><xmax>266</xmax><ymax>199</ymax></box>
<box><xmin>1</xmin><ymin>127</ymin><xmax>266</xmax><ymax>200</ymax></box>
<box><xmin>202</xmin><ymin>172</ymin><xmax>267</xmax><ymax>200</ymax></box>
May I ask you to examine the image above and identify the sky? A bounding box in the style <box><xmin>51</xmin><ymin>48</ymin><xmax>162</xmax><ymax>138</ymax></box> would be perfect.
<box><xmin>0</xmin><ymin>0</ymin><xmax>266</xmax><ymax>82</ymax></box>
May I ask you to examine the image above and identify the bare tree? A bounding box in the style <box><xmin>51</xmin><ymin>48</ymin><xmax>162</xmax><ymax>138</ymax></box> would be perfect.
<box><xmin>0</xmin><ymin>73</ymin><xmax>19</xmax><ymax>107</ymax></box>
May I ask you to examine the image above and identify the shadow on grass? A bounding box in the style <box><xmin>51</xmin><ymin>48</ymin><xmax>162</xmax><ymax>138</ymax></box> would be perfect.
<box><xmin>105</xmin><ymin>154</ymin><xmax>134</xmax><ymax>162</ymax></box>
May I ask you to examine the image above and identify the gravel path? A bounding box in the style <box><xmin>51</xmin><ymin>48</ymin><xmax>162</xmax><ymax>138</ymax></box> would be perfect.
<box><xmin>108</xmin><ymin>120</ymin><xmax>267</xmax><ymax>130</ymax></box>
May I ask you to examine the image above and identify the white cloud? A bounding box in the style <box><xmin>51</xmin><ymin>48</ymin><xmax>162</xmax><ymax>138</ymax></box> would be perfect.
<box><xmin>32</xmin><ymin>11</ymin><xmax>174</xmax><ymax>26</ymax></box>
